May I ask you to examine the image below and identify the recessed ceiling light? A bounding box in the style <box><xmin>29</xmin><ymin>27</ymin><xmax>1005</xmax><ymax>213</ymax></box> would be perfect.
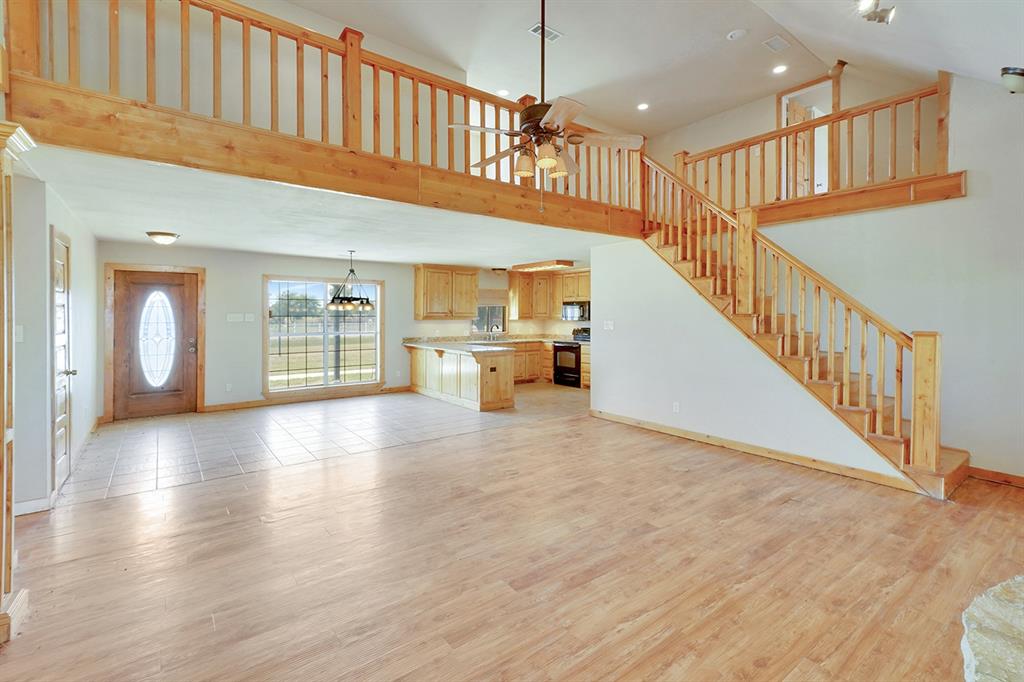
<box><xmin>637</xmin><ymin>103</ymin><xmax>649</xmax><ymax>111</ymax></box>
<box><xmin>726</xmin><ymin>29</ymin><xmax>748</xmax><ymax>41</ymax></box>
<box><xmin>497</xmin><ymin>89</ymin><xmax>510</xmax><ymax>97</ymax></box>
<box><xmin>146</xmin><ymin>231</ymin><xmax>180</xmax><ymax>245</ymax></box>
<box><xmin>772</xmin><ymin>65</ymin><xmax>788</xmax><ymax>75</ymax></box>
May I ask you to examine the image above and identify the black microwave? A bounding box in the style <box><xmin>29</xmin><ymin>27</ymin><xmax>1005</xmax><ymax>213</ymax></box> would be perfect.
<box><xmin>562</xmin><ymin>302</ymin><xmax>590</xmax><ymax>321</ymax></box>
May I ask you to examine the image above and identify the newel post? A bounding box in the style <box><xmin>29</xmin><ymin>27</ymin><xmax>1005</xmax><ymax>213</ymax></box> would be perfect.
<box><xmin>340</xmin><ymin>27</ymin><xmax>364</xmax><ymax>150</ymax></box>
<box><xmin>674</xmin><ymin>150</ymin><xmax>689</xmax><ymax>183</ymax></box>
<box><xmin>910</xmin><ymin>331</ymin><xmax>941</xmax><ymax>471</ymax></box>
<box><xmin>7</xmin><ymin>0</ymin><xmax>41</xmax><ymax>77</ymax></box>
<box><xmin>735</xmin><ymin>208</ymin><xmax>757</xmax><ymax>315</ymax></box>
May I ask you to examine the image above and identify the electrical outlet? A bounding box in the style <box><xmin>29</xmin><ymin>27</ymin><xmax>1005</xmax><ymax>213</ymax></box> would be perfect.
<box><xmin>395</xmin><ymin>369</ymin><xmax>402</xmax><ymax>378</ymax></box>
<box><xmin>225</xmin><ymin>383</ymin><xmax>233</xmax><ymax>392</ymax></box>
<box><xmin>672</xmin><ymin>402</ymin><xmax>680</xmax><ymax>413</ymax></box>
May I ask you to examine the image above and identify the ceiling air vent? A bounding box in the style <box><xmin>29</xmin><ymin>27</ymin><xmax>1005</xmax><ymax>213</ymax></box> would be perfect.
<box><xmin>762</xmin><ymin>35</ymin><xmax>791</xmax><ymax>53</ymax></box>
<box><xmin>529</xmin><ymin>22</ymin><xmax>563</xmax><ymax>43</ymax></box>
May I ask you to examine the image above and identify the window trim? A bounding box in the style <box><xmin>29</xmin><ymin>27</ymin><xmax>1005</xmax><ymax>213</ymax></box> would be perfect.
<box><xmin>261</xmin><ymin>274</ymin><xmax>386</xmax><ymax>399</ymax></box>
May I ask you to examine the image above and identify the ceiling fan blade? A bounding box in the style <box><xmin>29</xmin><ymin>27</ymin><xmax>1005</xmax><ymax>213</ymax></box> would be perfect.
<box><xmin>577</xmin><ymin>132</ymin><xmax>645</xmax><ymax>150</ymax></box>
<box><xmin>448</xmin><ymin>123</ymin><xmax>521</xmax><ymax>136</ymax></box>
<box><xmin>471</xmin><ymin>146</ymin><xmax>518</xmax><ymax>169</ymax></box>
<box><xmin>540</xmin><ymin>97</ymin><xmax>585</xmax><ymax>131</ymax></box>
<box><xmin>562</xmin><ymin>152</ymin><xmax>580</xmax><ymax>176</ymax></box>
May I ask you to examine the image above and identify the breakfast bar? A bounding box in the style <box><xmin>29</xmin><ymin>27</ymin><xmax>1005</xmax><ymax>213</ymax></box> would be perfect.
<box><xmin>403</xmin><ymin>342</ymin><xmax>515</xmax><ymax>411</ymax></box>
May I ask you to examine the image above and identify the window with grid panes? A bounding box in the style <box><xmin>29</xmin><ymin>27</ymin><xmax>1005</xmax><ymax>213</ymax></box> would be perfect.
<box><xmin>266</xmin><ymin>279</ymin><xmax>380</xmax><ymax>391</ymax></box>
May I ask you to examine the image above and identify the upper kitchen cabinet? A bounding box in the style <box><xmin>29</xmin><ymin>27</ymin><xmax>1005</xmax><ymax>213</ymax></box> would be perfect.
<box><xmin>562</xmin><ymin>270</ymin><xmax>591</xmax><ymax>302</ymax></box>
<box><xmin>549</xmin><ymin>273</ymin><xmax>564</xmax><ymax>319</ymax></box>
<box><xmin>414</xmin><ymin>264</ymin><xmax>479</xmax><ymax>320</ymax></box>
<box><xmin>533</xmin><ymin>274</ymin><xmax>551</xmax><ymax>318</ymax></box>
<box><xmin>508</xmin><ymin>271</ymin><xmax>534</xmax><ymax>320</ymax></box>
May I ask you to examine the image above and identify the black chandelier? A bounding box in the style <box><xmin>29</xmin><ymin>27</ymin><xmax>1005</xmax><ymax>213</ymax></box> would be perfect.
<box><xmin>326</xmin><ymin>250</ymin><xmax>374</xmax><ymax>312</ymax></box>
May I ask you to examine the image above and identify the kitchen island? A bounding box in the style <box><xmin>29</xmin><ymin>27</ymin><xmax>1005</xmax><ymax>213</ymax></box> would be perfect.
<box><xmin>403</xmin><ymin>342</ymin><xmax>515</xmax><ymax>411</ymax></box>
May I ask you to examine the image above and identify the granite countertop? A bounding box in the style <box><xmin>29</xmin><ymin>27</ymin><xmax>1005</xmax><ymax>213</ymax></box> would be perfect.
<box><xmin>402</xmin><ymin>341</ymin><xmax>516</xmax><ymax>354</ymax></box>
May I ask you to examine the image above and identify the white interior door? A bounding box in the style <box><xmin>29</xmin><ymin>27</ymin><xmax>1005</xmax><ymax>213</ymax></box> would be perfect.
<box><xmin>53</xmin><ymin>232</ymin><xmax>72</xmax><ymax>489</ymax></box>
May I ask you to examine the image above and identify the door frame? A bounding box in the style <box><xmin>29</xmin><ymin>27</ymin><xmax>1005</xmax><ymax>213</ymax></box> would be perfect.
<box><xmin>102</xmin><ymin>263</ymin><xmax>206</xmax><ymax>423</ymax></box>
<box><xmin>50</xmin><ymin>227</ymin><xmax>71</xmax><ymax>490</ymax></box>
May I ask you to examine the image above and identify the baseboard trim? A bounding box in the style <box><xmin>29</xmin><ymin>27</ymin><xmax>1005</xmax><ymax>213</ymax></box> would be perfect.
<box><xmin>968</xmin><ymin>466</ymin><xmax>1024</xmax><ymax>489</ymax></box>
<box><xmin>590</xmin><ymin>409</ymin><xmax>921</xmax><ymax>495</ymax></box>
<box><xmin>198</xmin><ymin>385</ymin><xmax>412</xmax><ymax>414</ymax></box>
<box><xmin>0</xmin><ymin>588</ymin><xmax>29</xmax><ymax>643</ymax></box>
<box><xmin>14</xmin><ymin>497</ymin><xmax>51</xmax><ymax>516</ymax></box>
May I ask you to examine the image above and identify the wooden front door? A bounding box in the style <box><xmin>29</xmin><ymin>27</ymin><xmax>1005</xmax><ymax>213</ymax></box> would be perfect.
<box><xmin>113</xmin><ymin>271</ymin><xmax>198</xmax><ymax>420</ymax></box>
<box><xmin>52</xmin><ymin>232</ymin><xmax>72</xmax><ymax>488</ymax></box>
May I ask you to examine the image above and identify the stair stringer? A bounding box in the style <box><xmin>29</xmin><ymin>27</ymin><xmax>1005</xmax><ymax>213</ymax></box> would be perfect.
<box><xmin>605</xmin><ymin>238</ymin><xmax>927</xmax><ymax>495</ymax></box>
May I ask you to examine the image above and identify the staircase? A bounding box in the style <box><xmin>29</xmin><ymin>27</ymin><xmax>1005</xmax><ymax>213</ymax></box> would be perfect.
<box><xmin>639</xmin><ymin>156</ymin><xmax>969</xmax><ymax>499</ymax></box>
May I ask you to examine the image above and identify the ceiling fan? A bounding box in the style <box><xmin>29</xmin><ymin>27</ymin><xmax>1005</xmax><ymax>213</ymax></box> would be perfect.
<box><xmin>448</xmin><ymin>0</ymin><xmax>643</xmax><ymax>179</ymax></box>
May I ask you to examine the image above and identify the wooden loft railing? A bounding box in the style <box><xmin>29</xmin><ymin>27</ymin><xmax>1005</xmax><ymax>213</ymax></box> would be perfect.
<box><xmin>640</xmin><ymin>155</ymin><xmax>943</xmax><ymax>475</ymax></box>
<box><xmin>674</xmin><ymin>75</ymin><xmax>964</xmax><ymax>224</ymax></box>
<box><xmin>4</xmin><ymin>0</ymin><xmax>641</xmax><ymax>234</ymax></box>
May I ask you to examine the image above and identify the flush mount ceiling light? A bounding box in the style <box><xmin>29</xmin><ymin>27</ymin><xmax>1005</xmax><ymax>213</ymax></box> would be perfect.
<box><xmin>726</xmin><ymin>29</ymin><xmax>748</xmax><ymax>41</ymax></box>
<box><xmin>1001</xmin><ymin>67</ymin><xmax>1024</xmax><ymax>93</ymax></box>
<box><xmin>857</xmin><ymin>0</ymin><xmax>895</xmax><ymax>24</ymax></box>
<box><xmin>146</xmin><ymin>231</ymin><xmax>180</xmax><ymax>245</ymax></box>
<box><xmin>497</xmin><ymin>89</ymin><xmax>510</xmax><ymax>97</ymax></box>
<box><xmin>326</xmin><ymin>250</ymin><xmax>374</xmax><ymax>312</ymax></box>
<box><xmin>636</xmin><ymin>102</ymin><xmax>649</xmax><ymax>111</ymax></box>
<box><xmin>510</xmin><ymin>259</ymin><xmax>574</xmax><ymax>272</ymax></box>
<box><xmin>772</xmin><ymin>65</ymin><xmax>788</xmax><ymax>75</ymax></box>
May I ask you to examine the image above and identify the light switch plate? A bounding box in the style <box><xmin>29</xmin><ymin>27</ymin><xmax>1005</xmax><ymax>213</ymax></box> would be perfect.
<box><xmin>244</xmin><ymin>313</ymin><xmax>255</xmax><ymax>322</ymax></box>
<box><xmin>603</xmin><ymin>320</ymin><xmax>614</xmax><ymax>330</ymax></box>
<box><xmin>226</xmin><ymin>313</ymin><xmax>244</xmax><ymax>323</ymax></box>
<box><xmin>14</xmin><ymin>325</ymin><xmax>23</xmax><ymax>343</ymax></box>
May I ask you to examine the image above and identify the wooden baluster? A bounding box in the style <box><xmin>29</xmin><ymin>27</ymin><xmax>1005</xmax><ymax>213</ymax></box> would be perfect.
<box><xmin>716</xmin><ymin>154</ymin><xmax>723</xmax><ymax>207</ymax></box>
<box><xmin>775</xmin><ymin>137</ymin><xmax>782</xmax><ymax>201</ymax></box>
<box><xmin>242</xmin><ymin>22</ymin><xmax>251</xmax><ymax>125</ymax></box>
<box><xmin>684</xmin><ymin>191</ymin><xmax>693</xmax><ymax>260</ymax></box>
<box><xmin>912</xmin><ymin>96</ymin><xmax>921</xmax><ymax>175</ymax></box>
<box><xmin>340</xmin><ymin>28</ymin><xmax>363</xmax><ymax>148</ymax></box>
<box><xmin>729</xmin><ymin>149</ymin><xmax>736</xmax><ymax>210</ymax></box>
<box><xmin>212</xmin><ymin>11</ymin><xmax>222</xmax><ymax>119</ymax></box>
<box><xmin>318</xmin><ymin>47</ymin><xmax>327</xmax><ymax>142</ymax></box>
<box><xmin>867</xmin><ymin>110</ymin><xmax>875</xmax><ymax>184</ymax></box>
<box><xmin>846</xmin><ymin>115</ymin><xmax>854</xmax><ymax>188</ymax></box>
<box><xmin>575</xmin><ymin>145</ymin><xmax>582</xmax><ymax>198</ymax></box>
<box><xmin>842</xmin><ymin>307</ymin><xmax>851</xmax><ymax>404</ymax></box>
<box><xmin>703</xmin><ymin>158</ymin><xmax>710</xmax><ymax>198</ymax></box>
<box><xmin>770</xmin><ymin>255</ymin><xmax>779</xmax><ymax>334</ymax></box>
<box><xmin>706</xmin><ymin>206</ymin><xmax>714</xmax><ymax>280</ymax></box>
<box><xmin>696</xmin><ymin>202</ymin><xmax>703</xmax><ymax>276</ymax></box>
<box><xmin>477</xmin><ymin>100</ymin><xmax>485</xmax><ymax>176</ymax></box>
<box><xmin>411</xmin><ymin>80</ymin><xmax>421</xmax><ymax>163</ymax></box>
<box><xmin>911</xmin><ymin>332</ymin><xmax>941</xmax><ymax>470</ymax></box>
<box><xmin>47</xmin><ymin>0</ymin><xmax>55</xmax><ymax>78</ymax></box>
<box><xmin>586</xmin><ymin>147</ymin><xmax>592</xmax><ymax>200</ymax></box>
<box><xmin>445</xmin><ymin>91</ymin><xmax>454</xmax><ymax>171</ymax></box>
<box><xmin>888</xmin><ymin>105</ymin><xmax>897</xmax><ymax>181</ymax></box>
<box><xmin>758</xmin><ymin>245</ymin><xmax>767</xmax><ymax>331</ymax></box>
<box><xmin>827</xmin><ymin>295</ymin><xmax>836</xmax><ymax>381</ymax></box>
<box><xmin>798</xmin><ymin>274</ymin><xmax>806</xmax><ymax>358</ymax></box>
<box><xmin>787</xmin><ymin>133</ymin><xmax>796</xmax><ymax>199</ymax></box>
<box><xmin>726</xmin><ymin>220</ymin><xmax>734</xmax><ymax>296</ymax></box>
<box><xmin>859</xmin><ymin>319</ymin><xmax>868</xmax><ymax>412</ymax></box>
<box><xmin>68</xmin><ymin>0</ymin><xmax>82</xmax><ymax>85</ymax></box>
<box><xmin>392</xmin><ymin>73</ymin><xmax>401</xmax><ymax>158</ymax></box>
<box><xmin>296</xmin><ymin>40</ymin><xmax>305</xmax><ymax>137</ymax></box>
<box><xmin>894</xmin><ymin>345</ymin><xmax>903</xmax><ymax>439</ymax></box>
<box><xmin>744</xmin><ymin>147</ymin><xmax>750</xmax><ymax>209</ymax></box>
<box><xmin>811</xmin><ymin>285</ymin><xmax>821</xmax><ymax>380</ymax></box>
<box><xmin>597</xmin><ymin>147</ymin><xmax>604</xmax><ymax>203</ymax></box>
<box><xmin>876</xmin><ymin>329</ymin><xmax>886</xmax><ymax>435</ymax></box>
<box><xmin>936</xmin><ymin>71</ymin><xmax>950</xmax><ymax>174</ymax></box>
<box><xmin>429</xmin><ymin>85</ymin><xmax>438</xmax><ymax>168</ymax></box>
<box><xmin>671</xmin><ymin>180</ymin><xmax>679</xmax><ymax>248</ymax></box>
<box><xmin>109</xmin><ymin>0</ymin><xmax>120</xmax><ymax>95</ymax></box>
<box><xmin>181</xmin><ymin>0</ymin><xmax>191</xmax><ymax>107</ymax></box>
<box><xmin>784</xmin><ymin>263</ymin><xmax>792</xmax><ymax>354</ymax></box>
<box><xmin>463</xmin><ymin>95</ymin><xmax>470</xmax><ymax>172</ymax></box>
<box><xmin>651</xmin><ymin>171</ymin><xmax>659</xmax><ymax>236</ymax></box>
<box><xmin>758</xmin><ymin>141</ymin><xmax>765</xmax><ymax>205</ymax></box>
<box><xmin>270</xmin><ymin>30</ymin><xmax>279</xmax><ymax>132</ymax></box>
<box><xmin>506</xmin><ymin>109</ymin><xmax>514</xmax><ymax>183</ymax></box>
<box><xmin>371</xmin><ymin>64</ymin><xmax>380</xmax><ymax>153</ymax></box>
<box><xmin>827</xmin><ymin>121</ymin><xmax>839</xmax><ymax>192</ymax></box>
<box><xmin>619</xmin><ymin>150</ymin><xmax>626</xmax><ymax>207</ymax></box>
<box><xmin>717</xmin><ymin>215</ymin><xmax>725</xmax><ymax>294</ymax></box>
<box><xmin>807</xmin><ymin>126</ymin><xmax>815</xmax><ymax>195</ymax></box>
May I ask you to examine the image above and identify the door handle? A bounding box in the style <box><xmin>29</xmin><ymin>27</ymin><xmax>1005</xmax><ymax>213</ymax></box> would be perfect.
<box><xmin>187</xmin><ymin>337</ymin><xmax>197</xmax><ymax>354</ymax></box>
<box><xmin>61</xmin><ymin>369</ymin><xmax>78</xmax><ymax>376</ymax></box>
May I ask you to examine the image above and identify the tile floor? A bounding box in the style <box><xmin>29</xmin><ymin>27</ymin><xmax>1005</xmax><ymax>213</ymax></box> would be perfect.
<box><xmin>57</xmin><ymin>383</ymin><xmax>589</xmax><ymax>506</ymax></box>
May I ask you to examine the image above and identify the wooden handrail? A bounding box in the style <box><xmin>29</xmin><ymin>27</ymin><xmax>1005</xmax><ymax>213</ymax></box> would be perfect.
<box><xmin>186</xmin><ymin>0</ymin><xmax>349</xmax><ymax>54</ymax></box>
<box><xmin>682</xmin><ymin>84</ymin><xmax>939</xmax><ymax>164</ymax></box>
<box><xmin>643</xmin><ymin>155</ymin><xmax>735</xmax><ymax>226</ymax></box>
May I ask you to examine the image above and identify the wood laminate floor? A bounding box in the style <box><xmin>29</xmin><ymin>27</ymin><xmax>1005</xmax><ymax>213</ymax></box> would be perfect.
<box><xmin>1</xmin><ymin>386</ymin><xmax>1021</xmax><ymax>681</ymax></box>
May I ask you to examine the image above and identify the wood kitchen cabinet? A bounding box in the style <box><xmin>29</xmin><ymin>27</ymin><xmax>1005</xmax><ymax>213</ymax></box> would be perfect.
<box><xmin>581</xmin><ymin>343</ymin><xmax>591</xmax><ymax>389</ymax></box>
<box><xmin>578</xmin><ymin>271</ymin><xmax>591</xmax><ymax>300</ymax></box>
<box><xmin>414</xmin><ymin>264</ymin><xmax>478</xmax><ymax>320</ymax></box>
<box><xmin>508</xmin><ymin>272</ymin><xmax>534</xmax><ymax>320</ymax></box>
<box><xmin>533</xmin><ymin>274</ymin><xmax>550</xmax><ymax>318</ymax></box>
<box><xmin>549</xmin><ymin>274</ymin><xmax>564</xmax><ymax>319</ymax></box>
<box><xmin>561</xmin><ymin>269</ymin><xmax>591</xmax><ymax>302</ymax></box>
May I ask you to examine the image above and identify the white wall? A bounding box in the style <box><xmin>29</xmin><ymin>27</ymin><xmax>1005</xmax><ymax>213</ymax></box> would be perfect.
<box><xmin>95</xmin><ymin>240</ymin><xmax>480</xmax><ymax>408</ymax></box>
<box><xmin>590</xmin><ymin>239</ymin><xmax>910</xmax><ymax>483</ymax></box>
<box><xmin>11</xmin><ymin>177</ymin><xmax>99</xmax><ymax>511</ymax></box>
<box><xmin>767</xmin><ymin>74</ymin><xmax>1024</xmax><ymax>477</ymax></box>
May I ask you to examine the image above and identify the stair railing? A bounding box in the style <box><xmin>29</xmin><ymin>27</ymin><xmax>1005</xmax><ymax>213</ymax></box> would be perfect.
<box><xmin>641</xmin><ymin>156</ymin><xmax>942</xmax><ymax>472</ymax></box>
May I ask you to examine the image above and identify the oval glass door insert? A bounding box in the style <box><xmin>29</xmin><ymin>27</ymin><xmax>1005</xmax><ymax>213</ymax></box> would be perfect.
<box><xmin>138</xmin><ymin>290</ymin><xmax>176</xmax><ymax>387</ymax></box>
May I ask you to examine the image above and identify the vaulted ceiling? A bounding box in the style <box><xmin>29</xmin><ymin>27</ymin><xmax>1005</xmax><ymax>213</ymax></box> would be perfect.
<box><xmin>289</xmin><ymin>0</ymin><xmax>1022</xmax><ymax>137</ymax></box>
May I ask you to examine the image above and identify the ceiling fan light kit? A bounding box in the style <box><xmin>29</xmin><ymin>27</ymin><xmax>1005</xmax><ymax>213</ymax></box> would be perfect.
<box><xmin>446</xmin><ymin>0</ymin><xmax>642</xmax><ymax>190</ymax></box>
<box><xmin>856</xmin><ymin>0</ymin><xmax>895</xmax><ymax>24</ymax></box>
